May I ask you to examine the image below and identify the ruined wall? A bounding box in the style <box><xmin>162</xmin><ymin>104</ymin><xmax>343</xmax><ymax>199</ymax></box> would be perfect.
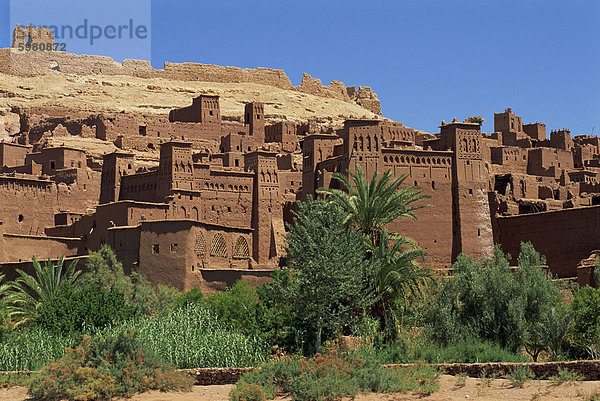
<box><xmin>495</xmin><ymin>205</ymin><xmax>600</xmax><ymax>277</ymax></box>
<box><xmin>294</xmin><ymin>73</ymin><xmax>350</xmax><ymax>101</ymax></box>
<box><xmin>0</xmin><ymin>48</ymin><xmax>380</xmax><ymax>113</ymax></box>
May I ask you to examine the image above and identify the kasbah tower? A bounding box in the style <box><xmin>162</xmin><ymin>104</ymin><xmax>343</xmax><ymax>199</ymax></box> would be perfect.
<box><xmin>1</xmin><ymin>26</ymin><xmax>600</xmax><ymax>292</ymax></box>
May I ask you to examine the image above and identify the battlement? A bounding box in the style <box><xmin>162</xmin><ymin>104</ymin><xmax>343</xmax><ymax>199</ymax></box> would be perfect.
<box><xmin>12</xmin><ymin>25</ymin><xmax>54</xmax><ymax>48</ymax></box>
<box><xmin>2</xmin><ymin>26</ymin><xmax>382</xmax><ymax>116</ymax></box>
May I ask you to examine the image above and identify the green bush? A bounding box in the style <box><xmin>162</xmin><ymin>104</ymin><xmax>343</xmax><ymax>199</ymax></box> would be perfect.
<box><xmin>426</xmin><ymin>243</ymin><xmax>560</xmax><ymax>352</ymax></box>
<box><xmin>361</xmin><ymin>334</ymin><xmax>528</xmax><ymax>364</ymax></box>
<box><xmin>571</xmin><ymin>285</ymin><xmax>600</xmax><ymax>358</ymax></box>
<box><xmin>205</xmin><ymin>280</ymin><xmax>263</xmax><ymax>338</ymax></box>
<box><xmin>175</xmin><ymin>287</ymin><xmax>204</xmax><ymax>308</ymax></box>
<box><xmin>29</xmin><ymin>329</ymin><xmax>193</xmax><ymax>401</ymax></box>
<box><xmin>79</xmin><ymin>245</ymin><xmax>179</xmax><ymax>318</ymax></box>
<box><xmin>508</xmin><ymin>365</ymin><xmax>533</xmax><ymax>387</ymax></box>
<box><xmin>230</xmin><ymin>349</ymin><xmax>440</xmax><ymax>401</ymax></box>
<box><xmin>35</xmin><ymin>284</ymin><xmax>136</xmax><ymax>335</ymax></box>
<box><xmin>549</xmin><ymin>367</ymin><xmax>584</xmax><ymax>383</ymax></box>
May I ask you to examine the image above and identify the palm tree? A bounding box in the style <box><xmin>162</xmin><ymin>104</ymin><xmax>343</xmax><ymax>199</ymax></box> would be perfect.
<box><xmin>6</xmin><ymin>256</ymin><xmax>81</xmax><ymax>327</ymax></box>
<box><xmin>368</xmin><ymin>230</ymin><xmax>433</xmax><ymax>340</ymax></box>
<box><xmin>318</xmin><ymin>166</ymin><xmax>432</xmax><ymax>340</ymax></box>
<box><xmin>316</xmin><ymin>165</ymin><xmax>429</xmax><ymax>245</ymax></box>
<box><xmin>369</xmin><ymin>230</ymin><xmax>432</xmax><ymax>303</ymax></box>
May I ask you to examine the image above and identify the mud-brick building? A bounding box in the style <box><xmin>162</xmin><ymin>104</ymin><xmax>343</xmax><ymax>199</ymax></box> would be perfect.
<box><xmin>303</xmin><ymin>119</ymin><xmax>494</xmax><ymax>269</ymax></box>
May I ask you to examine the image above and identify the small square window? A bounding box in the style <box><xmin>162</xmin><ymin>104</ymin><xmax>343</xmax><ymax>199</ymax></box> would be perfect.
<box><xmin>170</xmin><ymin>243</ymin><xmax>178</xmax><ymax>253</ymax></box>
<box><xmin>50</xmin><ymin>160</ymin><xmax>56</xmax><ymax>169</ymax></box>
<box><xmin>468</xmin><ymin>189</ymin><xmax>473</xmax><ymax>195</ymax></box>
<box><xmin>152</xmin><ymin>244</ymin><xmax>160</xmax><ymax>254</ymax></box>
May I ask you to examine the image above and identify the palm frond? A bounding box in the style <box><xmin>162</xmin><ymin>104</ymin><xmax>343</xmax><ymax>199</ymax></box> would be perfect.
<box><xmin>5</xmin><ymin>256</ymin><xmax>80</xmax><ymax>327</ymax></box>
<box><xmin>318</xmin><ymin>165</ymin><xmax>430</xmax><ymax>240</ymax></box>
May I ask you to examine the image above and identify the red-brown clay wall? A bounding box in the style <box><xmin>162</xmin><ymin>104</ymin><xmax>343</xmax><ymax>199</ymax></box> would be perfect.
<box><xmin>495</xmin><ymin>205</ymin><xmax>600</xmax><ymax>277</ymax></box>
<box><xmin>380</xmin><ymin>151</ymin><xmax>454</xmax><ymax>268</ymax></box>
<box><xmin>1</xmin><ymin>233</ymin><xmax>83</xmax><ymax>264</ymax></box>
<box><xmin>0</xmin><ymin>176</ymin><xmax>58</xmax><ymax>235</ymax></box>
<box><xmin>0</xmin><ymin>143</ymin><xmax>31</xmax><ymax>167</ymax></box>
<box><xmin>136</xmin><ymin>220</ymin><xmax>255</xmax><ymax>291</ymax></box>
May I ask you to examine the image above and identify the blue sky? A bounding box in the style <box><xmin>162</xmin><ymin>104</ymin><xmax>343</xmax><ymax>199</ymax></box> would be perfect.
<box><xmin>1</xmin><ymin>0</ymin><xmax>599</xmax><ymax>135</ymax></box>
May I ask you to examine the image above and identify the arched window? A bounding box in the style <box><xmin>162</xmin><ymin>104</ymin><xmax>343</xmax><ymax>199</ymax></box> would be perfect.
<box><xmin>359</xmin><ymin>136</ymin><xmax>364</xmax><ymax>151</ymax></box>
<box><xmin>195</xmin><ymin>232</ymin><xmax>207</xmax><ymax>257</ymax></box>
<box><xmin>367</xmin><ymin>136</ymin><xmax>371</xmax><ymax>151</ymax></box>
<box><xmin>180</xmin><ymin>206</ymin><xmax>187</xmax><ymax>218</ymax></box>
<box><xmin>233</xmin><ymin>236</ymin><xmax>250</xmax><ymax>259</ymax></box>
<box><xmin>210</xmin><ymin>233</ymin><xmax>228</xmax><ymax>257</ymax></box>
<box><xmin>374</xmin><ymin>136</ymin><xmax>379</xmax><ymax>151</ymax></box>
<box><xmin>192</xmin><ymin>206</ymin><xmax>199</xmax><ymax>220</ymax></box>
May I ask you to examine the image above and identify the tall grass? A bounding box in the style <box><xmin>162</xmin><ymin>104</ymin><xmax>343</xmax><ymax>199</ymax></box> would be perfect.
<box><xmin>97</xmin><ymin>303</ymin><xmax>269</xmax><ymax>368</ymax></box>
<box><xmin>0</xmin><ymin>328</ymin><xmax>76</xmax><ymax>371</ymax></box>
<box><xmin>0</xmin><ymin>303</ymin><xmax>269</xmax><ymax>371</ymax></box>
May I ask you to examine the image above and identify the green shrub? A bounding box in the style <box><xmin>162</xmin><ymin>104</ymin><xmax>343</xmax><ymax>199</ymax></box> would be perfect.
<box><xmin>0</xmin><ymin>372</ymin><xmax>33</xmax><ymax>388</ymax></box>
<box><xmin>79</xmin><ymin>245</ymin><xmax>179</xmax><ymax>318</ymax></box>
<box><xmin>508</xmin><ymin>365</ymin><xmax>533</xmax><ymax>387</ymax></box>
<box><xmin>175</xmin><ymin>287</ymin><xmax>205</xmax><ymax>308</ymax></box>
<box><xmin>28</xmin><ymin>330</ymin><xmax>193</xmax><ymax>401</ymax></box>
<box><xmin>362</xmin><ymin>334</ymin><xmax>528</xmax><ymax>364</ymax></box>
<box><xmin>35</xmin><ymin>284</ymin><xmax>136</xmax><ymax>335</ymax></box>
<box><xmin>205</xmin><ymin>280</ymin><xmax>263</xmax><ymax>337</ymax></box>
<box><xmin>571</xmin><ymin>286</ymin><xmax>600</xmax><ymax>358</ymax></box>
<box><xmin>426</xmin><ymin>243</ymin><xmax>560</xmax><ymax>352</ymax></box>
<box><xmin>549</xmin><ymin>367</ymin><xmax>584</xmax><ymax>383</ymax></box>
<box><xmin>230</xmin><ymin>382</ymin><xmax>268</xmax><ymax>401</ymax></box>
<box><xmin>230</xmin><ymin>367</ymin><xmax>278</xmax><ymax>401</ymax></box>
<box><xmin>230</xmin><ymin>349</ymin><xmax>440</xmax><ymax>401</ymax></box>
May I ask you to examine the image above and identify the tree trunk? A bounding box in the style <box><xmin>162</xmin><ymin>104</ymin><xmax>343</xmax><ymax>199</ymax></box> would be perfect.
<box><xmin>315</xmin><ymin>324</ymin><xmax>322</xmax><ymax>354</ymax></box>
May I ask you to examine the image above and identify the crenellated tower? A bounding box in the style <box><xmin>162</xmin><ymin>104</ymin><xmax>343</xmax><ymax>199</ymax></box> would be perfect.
<box><xmin>157</xmin><ymin>141</ymin><xmax>194</xmax><ymax>199</ymax></box>
<box><xmin>99</xmin><ymin>152</ymin><xmax>134</xmax><ymax>204</ymax></box>
<box><xmin>245</xmin><ymin>102</ymin><xmax>265</xmax><ymax>142</ymax></box>
<box><xmin>440</xmin><ymin>119</ymin><xmax>493</xmax><ymax>261</ymax></box>
<box><xmin>244</xmin><ymin>150</ymin><xmax>283</xmax><ymax>264</ymax></box>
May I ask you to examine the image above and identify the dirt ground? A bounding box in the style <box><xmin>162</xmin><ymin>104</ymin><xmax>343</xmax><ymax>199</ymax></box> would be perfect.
<box><xmin>2</xmin><ymin>375</ymin><xmax>600</xmax><ymax>400</ymax></box>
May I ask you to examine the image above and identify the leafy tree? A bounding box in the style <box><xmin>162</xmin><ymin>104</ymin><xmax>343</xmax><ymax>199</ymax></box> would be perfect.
<box><xmin>426</xmin><ymin>243</ymin><xmax>560</xmax><ymax>352</ymax></box>
<box><xmin>6</xmin><ymin>256</ymin><xmax>81</xmax><ymax>327</ymax></box>
<box><xmin>283</xmin><ymin>196</ymin><xmax>372</xmax><ymax>354</ymax></box>
<box><xmin>316</xmin><ymin>165</ymin><xmax>429</xmax><ymax>245</ymax></box>
<box><xmin>80</xmin><ymin>245</ymin><xmax>178</xmax><ymax>317</ymax></box>
<box><xmin>571</xmin><ymin>286</ymin><xmax>600</xmax><ymax>358</ymax></box>
<box><xmin>205</xmin><ymin>280</ymin><xmax>262</xmax><ymax>337</ymax></box>
<box><xmin>256</xmin><ymin>269</ymin><xmax>307</xmax><ymax>352</ymax></box>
